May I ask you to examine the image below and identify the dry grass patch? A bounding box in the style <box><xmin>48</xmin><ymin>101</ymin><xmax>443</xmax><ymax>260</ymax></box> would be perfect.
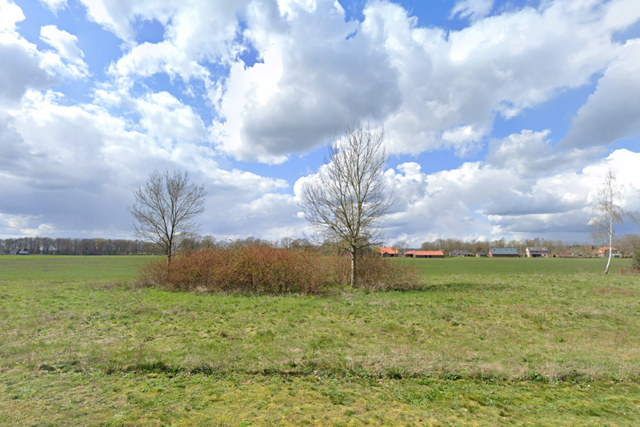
<box><xmin>591</xmin><ymin>286</ymin><xmax>635</xmax><ymax>295</ymax></box>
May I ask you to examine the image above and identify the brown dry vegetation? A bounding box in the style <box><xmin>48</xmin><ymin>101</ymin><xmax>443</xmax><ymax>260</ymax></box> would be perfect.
<box><xmin>141</xmin><ymin>246</ymin><xmax>422</xmax><ymax>294</ymax></box>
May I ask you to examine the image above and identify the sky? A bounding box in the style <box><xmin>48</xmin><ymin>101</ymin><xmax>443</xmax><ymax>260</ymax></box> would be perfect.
<box><xmin>0</xmin><ymin>0</ymin><xmax>639</xmax><ymax>246</ymax></box>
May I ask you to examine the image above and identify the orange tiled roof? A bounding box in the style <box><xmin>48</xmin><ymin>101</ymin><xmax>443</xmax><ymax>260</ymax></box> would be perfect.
<box><xmin>379</xmin><ymin>247</ymin><xmax>398</xmax><ymax>255</ymax></box>
<box><xmin>408</xmin><ymin>250</ymin><xmax>444</xmax><ymax>256</ymax></box>
<box><xmin>597</xmin><ymin>246</ymin><xmax>618</xmax><ymax>253</ymax></box>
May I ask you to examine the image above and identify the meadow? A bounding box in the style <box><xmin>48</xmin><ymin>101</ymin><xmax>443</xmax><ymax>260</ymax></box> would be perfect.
<box><xmin>1</xmin><ymin>255</ymin><xmax>639</xmax><ymax>426</ymax></box>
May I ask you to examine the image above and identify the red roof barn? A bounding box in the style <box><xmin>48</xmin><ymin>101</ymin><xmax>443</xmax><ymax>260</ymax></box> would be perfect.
<box><xmin>404</xmin><ymin>250</ymin><xmax>444</xmax><ymax>258</ymax></box>
<box><xmin>378</xmin><ymin>247</ymin><xmax>399</xmax><ymax>257</ymax></box>
<box><xmin>597</xmin><ymin>247</ymin><xmax>618</xmax><ymax>257</ymax></box>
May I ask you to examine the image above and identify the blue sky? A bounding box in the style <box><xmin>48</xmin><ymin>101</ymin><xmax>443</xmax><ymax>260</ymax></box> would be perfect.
<box><xmin>1</xmin><ymin>0</ymin><xmax>639</xmax><ymax>245</ymax></box>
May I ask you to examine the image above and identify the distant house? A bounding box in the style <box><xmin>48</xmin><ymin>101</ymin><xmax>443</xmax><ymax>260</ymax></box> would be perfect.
<box><xmin>404</xmin><ymin>250</ymin><xmax>444</xmax><ymax>258</ymax></box>
<box><xmin>16</xmin><ymin>249</ymin><xmax>30</xmax><ymax>255</ymax></box>
<box><xmin>597</xmin><ymin>246</ymin><xmax>619</xmax><ymax>258</ymax></box>
<box><xmin>488</xmin><ymin>248</ymin><xmax>519</xmax><ymax>258</ymax></box>
<box><xmin>378</xmin><ymin>247</ymin><xmax>399</xmax><ymax>257</ymax></box>
<box><xmin>526</xmin><ymin>247</ymin><xmax>549</xmax><ymax>258</ymax></box>
<box><xmin>475</xmin><ymin>251</ymin><xmax>487</xmax><ymax>257</ymax></box>
<box><xmin>449</xmin><ymin>249</ymin><xmax>473</xmax><ymax>257</ymax></box>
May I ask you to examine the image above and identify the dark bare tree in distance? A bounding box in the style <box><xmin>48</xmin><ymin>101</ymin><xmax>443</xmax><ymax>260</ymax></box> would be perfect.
<box><xmin>299</xmin><ymin>122</ymin><xmax>396</xmax><ymax>287</ymax></box>
<box><xmin>129</xmin><ymin>170</ymin><xmax>206</xmax><ymax>266</ymax></box>
<box><xmin>590</xmin><ymin>168</ymin><xmax>625</xmax><ymax>274</ymax></box>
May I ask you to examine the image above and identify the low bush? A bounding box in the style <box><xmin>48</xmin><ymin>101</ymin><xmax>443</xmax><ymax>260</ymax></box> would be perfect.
<box><xmin>632</xmin><ymin>243</ymin><xmax>640</xmax><ymax>273</ymax></box>
<box><xmin>141</xmin><ymin>247</ymin><xmax>421</xmax><ymax>294</ymax></box>
<box><xmin>355</xmin><ymin>257</ymin><xmax>423</xmax><ymax>291</ymax></box>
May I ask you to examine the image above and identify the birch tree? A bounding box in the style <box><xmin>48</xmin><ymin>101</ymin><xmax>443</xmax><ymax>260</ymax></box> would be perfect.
<box><xmin>129</xmin><ymin>170</ymin><xmax>206</xmax><ymax>266</ymax></box>
<box><xmin>590</xmin><ymin>169</ymin><xmax>625</xmax><ymax>275</ymax></box>
<box><xmin>299</xmin><ymin>122</ymin><xmax>396</xmax><ymax>287</ymax></box>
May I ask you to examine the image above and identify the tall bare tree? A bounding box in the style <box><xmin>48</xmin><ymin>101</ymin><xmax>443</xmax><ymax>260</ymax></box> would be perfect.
<box><xmin>393</xmin><ymin>239</ymin><xmax>408</xmax><ymax>256</ymax></box>
<box><xmin>590</xmin><ymin>168</ymin><xmax>625</xmax><ymax>274</ymax></box>
<box><xmin>299</xmin><ymin>122</ymin><xmax>396</xmax><ymax>287</ymax></box>
<box><xmin>129</xmin><ymin>170</ymin><xmax>206</xmax><ymax>265</ymax></box>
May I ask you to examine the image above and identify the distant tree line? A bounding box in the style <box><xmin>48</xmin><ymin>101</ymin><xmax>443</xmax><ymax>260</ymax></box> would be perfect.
<box><xmin>0</xmin><ymin>235</ymin><xmax>320</xmax><ymax>256</ymax></box>
<box><xmin>2</xmin><ymin>233</ymin><xmax>638</xmax><ymax>257</ymax></box>
<box><xmin>0</xmin><ymin>237</ymin><xmax>161</xmax><ymax>255</ymax></box>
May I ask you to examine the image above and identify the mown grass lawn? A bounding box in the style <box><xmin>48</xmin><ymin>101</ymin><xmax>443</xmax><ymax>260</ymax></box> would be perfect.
<box><xmin>1</xmin><ymin>255</ymin><xmax>639</xmax><ymax>426</ymax></box>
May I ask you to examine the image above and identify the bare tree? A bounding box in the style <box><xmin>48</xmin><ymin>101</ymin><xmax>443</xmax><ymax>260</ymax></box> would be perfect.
<box><xmin>590</xmin><ymin>168</ymin><xmax>625</xmax><ymax>274</ymax></box>
<box><xmin>129</xmin><ymin>170</ymin><xmax>206</xmax><ymax>265</ymax></box>
<box><xmin>299</xmin><ymin>122</ymin><xmax>396</xmax><ymax>287</ymax></box>
<box><xmin>393</xmin><ymin>239</ymin><xmax>408</xmax><ymax>256</ymax></box>
<box><xmin>279</xmin><ymin>237</ymin><xmax>295</xmax><ymax>250</ymax></box>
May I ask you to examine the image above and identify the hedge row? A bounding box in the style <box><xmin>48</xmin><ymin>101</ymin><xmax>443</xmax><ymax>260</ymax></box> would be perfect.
<box><xmin>141</xmin><ymin>246</ymin><xmax>422</xmax><ymax>294</ymax></box>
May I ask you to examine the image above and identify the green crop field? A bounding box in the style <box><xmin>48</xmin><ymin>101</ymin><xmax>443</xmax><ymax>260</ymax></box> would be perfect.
<box><xmin>1</xmin><ymin>255</ymin><xmax>639</xmax><ymax>426</ymax></box>
<box><xmin>0</xmin><ymin>255</ymin><xmax>155</xmax><ymax>282</ymax></box>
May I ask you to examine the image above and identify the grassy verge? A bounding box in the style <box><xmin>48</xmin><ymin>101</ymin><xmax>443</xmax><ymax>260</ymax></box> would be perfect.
<box><xmin>2</xmin><ymin>273</ymin><xmax>639</xmax><ymax>380</ymax></box>
<box><xmin>2</xmin><ymin>371</ymin><xmax>639</xmax><ymax>426</ymax></box>
<box><xmin>1</xmin><ymin>256</ymin><xmax>639</xmax><ymax>425</ymax></box>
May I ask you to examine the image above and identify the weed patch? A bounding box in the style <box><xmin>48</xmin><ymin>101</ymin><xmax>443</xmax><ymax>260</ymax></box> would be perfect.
<box><xmin>141</xmin><ymin>247</ymin><xmax>421</xmax><ymax>294</ymax></box>
<box><xmin>592</xmin><ymin>286</ymin><xmax>635</xmax><ymax>295</ymax></box>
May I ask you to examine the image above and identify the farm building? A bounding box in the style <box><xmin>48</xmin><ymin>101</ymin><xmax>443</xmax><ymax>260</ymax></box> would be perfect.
<box><xmin>489</xmin><ymin>248</ymin><xmax>519</xmax><ymax>258</ymax></box>
<box><xmin>404</xmin><ymin>250</ymin><xmax>444</xmax><ymax>258</ymax></box>
<box><xmin>526</xmin><ymin>247</ymin><xmax>549</xmax><ymax>257</ymax></box>
<box><xmin>378</xmin><ymin>247</ymin><xmax>399</xmax><ymax>257</ymax></box>
<box><xmin>450</xmin><ymin>249</ymin><xmax>473</xmax><ymax>257</ymax></box>
<box><xmin>476</xmin><ymin>251</ymin><xmax>487</xmax><ymax>257</ymax></box>
<box><xmin>597</xmin><ymin>246</ymin><xmax>619</xmax><ymax>258</ymax></box>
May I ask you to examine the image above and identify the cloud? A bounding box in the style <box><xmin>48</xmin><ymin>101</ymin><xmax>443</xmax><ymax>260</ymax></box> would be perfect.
<box><xmin>0</xmin><ymin>89</ymin><xmax>288</xmax><ymax>238</ymax></box>
<box><xmin>450</xmin><ymin>0</ymin><xmax>494</xmax><ymax>22</ymax></box>
<box><xmin>40</xmin><ymin>25</ymin><xmax>84</xmax><ymax>62</ymax></box>
<box><xmin>353</xmin><ymin>148</ymin><xmax>640</xmax><ymax>245</ymax></box>
<box><xmin>0</xmin><ymin>0</ymin><xmax>23</xmax><ymax>31</ymax></box>
<box><xmin>213</xmin><ymin>0</ymin><xmax>401</xmax><ymax>163</ymax></box>
<box><xmin>213</xmin><ymin>0</ymin><xmax>640</xmax><ymax>162</ymax></box>
<box><xmin>487</xmin><ymin>129</ymin><xmax>603</xmax><ymax>175</ymax></box>
<box><xmin>102</xmin><ymin>0</ymin><xmax>252</xmax><ymax>85</ymax></box>
<box><xmin>561</xmin><ymin>39</ymin><xmax>640</xmax><ymax>149</ymax></box>
<box><xmin>108</xmin><ymin>41</ymin><xmax>211</xmax><ymax>85</ymax></box>
<box><xmin>47</xmin><ymin>0</ymin><xmax>640</xmax><ymax>163</ymax></box>
<box><xmin>2</xmin><ymin>0</ymin><xmax>640</xmax><ymax>244</ymax></box>
<box><xmin>0</xmin><ymin>2</ymin><xmax>92</xmax><ymax>108</ymax></box>
<box><xmin>40</xmin><ymin>25</ymin><xmax>90</xmax><ymax>79</ymax></box>
<box><xmin>135</xmin><ymin>91</ymin><xmax>208</xmax><ymax>147</ymax></box>
<box><xmin>59</xmin><ymin>0</ymin><xmax>176</xmax><ymax>41</ymax></box>
<box><xmin>0</xmin><ymin>1</ymin><xmax>57</xmax><ymax>105</ymax></box>
<box><xmin>39</xmin><ymin>0</ymin><xmax>67</xmax><ymax>13</ymax></box>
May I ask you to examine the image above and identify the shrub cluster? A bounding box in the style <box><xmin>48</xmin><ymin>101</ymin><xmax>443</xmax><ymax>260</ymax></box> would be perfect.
<box><xmin>632</xmin><ymin>243</ymin><xmax>640</xmax><ymax>273</ymax></box>
<box><xmin>355</xmin><ymin>257</ymin><xmax>423</xmax><ymax>291</ymax></box>
<box><xmin>141</xmin><ymin>246</ymin><xmax>421</xmax><ymax>294</ymax></box>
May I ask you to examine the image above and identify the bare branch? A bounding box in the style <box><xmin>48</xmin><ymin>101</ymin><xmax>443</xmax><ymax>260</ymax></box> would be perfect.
<box><xmin>590</xmin><ymin>168</ymin><xmax>625</xmax><ymax>274</ymax></box>
<box><xmin>128</xmin><ymin>170</ymin><xmax>206</xmax><ymax>265</ymax></box>
<box><xmin>298</xmin><ymin>121</ymin><xmax>396</xmax><ymax>287</ymax></box>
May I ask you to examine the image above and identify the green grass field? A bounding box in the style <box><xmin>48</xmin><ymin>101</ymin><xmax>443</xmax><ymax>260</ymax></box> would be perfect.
<box><xmin>1</xmin><ymin>255</ymin><xmax>639</xmax><ymax>426</ymax></box>
<box><xmin>0</xmin><ymin>255</ymin><xmax>155</xmax><ymax>282</ymax></box>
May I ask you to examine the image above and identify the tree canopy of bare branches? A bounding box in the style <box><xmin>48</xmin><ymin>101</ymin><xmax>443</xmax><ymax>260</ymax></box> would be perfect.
<box><xmin>299</xmin><ymin>122</ymin><xmax>396</xmax><ymax>287</ymax></box>
<box><xmin>590</xmin><ymin>168</ymin><xmax>625</xmax><ymax>274</ymax></box>
<box><xmin>129</xmin><ymin>170</ymin><xmax>206</xmax><ymax>265</ymax></box>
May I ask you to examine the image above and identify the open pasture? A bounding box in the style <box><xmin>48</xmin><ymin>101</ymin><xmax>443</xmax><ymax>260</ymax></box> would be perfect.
<box><xmin>1</xmin><ymin>255</ymin><xmax>639</xmax><ymax>425</ymax></box>
<box><xmin>404</xmin><ymin>256</ymin><xmax>632</xmax><ymax>276</ymax></box>
<box><xmin>0</xmin><ymin>254</ymin><xmax>631</xmax><ymax>282</ymax></box>
<box><xmin>0</xmin><ymin>255</ymin><xmax>154</xmax><ymax>282</ymax></box>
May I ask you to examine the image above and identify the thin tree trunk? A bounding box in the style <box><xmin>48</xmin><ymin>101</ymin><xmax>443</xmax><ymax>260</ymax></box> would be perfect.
<box><xmin>167</xmin><ymin>246</ymin><xmax>172</xmax><ymax>280</ymax></box>
<box><xmin>350</xmin><ymin>248</ymin><xmax>356</xmax><ymax>288</ymax></box>
<box><xmin>604</xmin><ymin>217</ymin><xmax>613</xmax><ymax>275</ymax></box>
